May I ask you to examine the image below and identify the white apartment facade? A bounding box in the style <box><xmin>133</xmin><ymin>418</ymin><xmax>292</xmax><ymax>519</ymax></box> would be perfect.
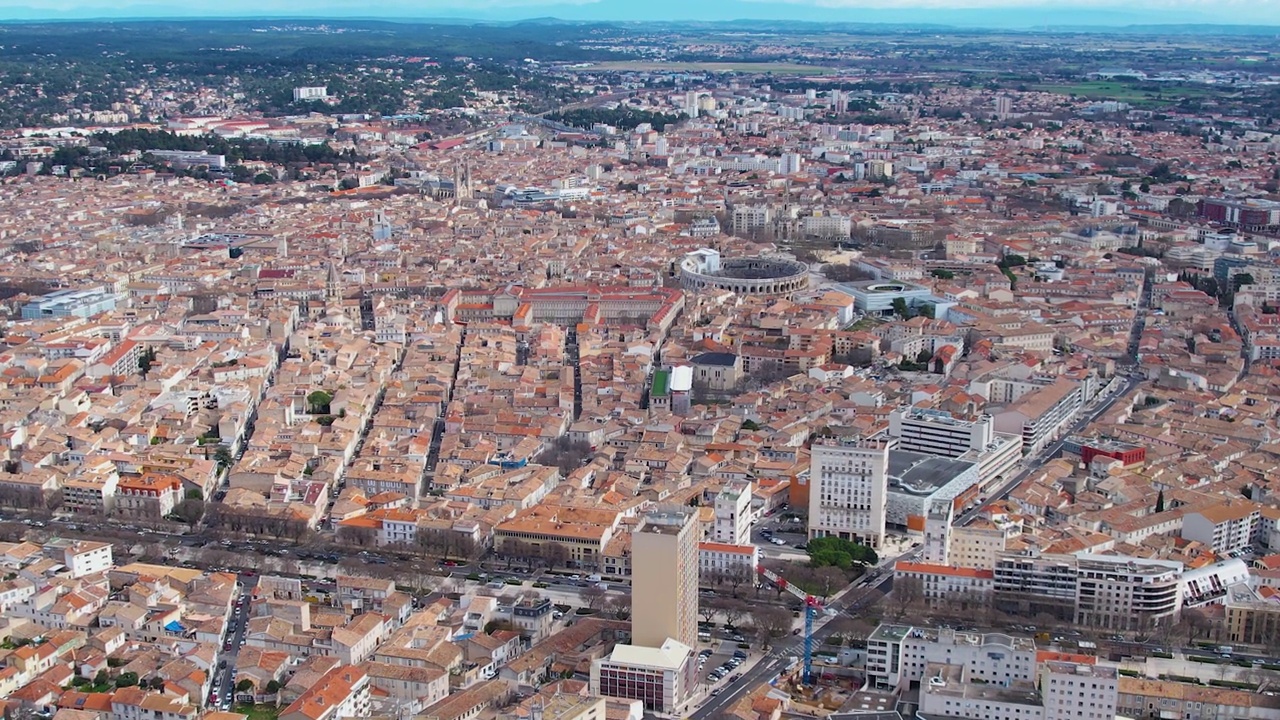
<box><xmin>1074</xmin><ymin>554</ymin><xmax>1183</xmax><ymax>631</ymax></box>
<box><xmin>808</xmin><ymin>434</ymin><xmax>894</xmax><ymax>549</ymax></box>
<box><xmin>949</xmin><ymin>514</ymin><xmax>1023</xmax><ymax>570</ymax></box>
<box><xmin>712</xmin><ymin>480</ymin><xmax>753</xmax><ymax>545</ymax></box>
<box><xmin>994</xmin><ymin>551</ymin><xmax>1185</xmax><ymax>630</ymax></box>
<box><xmin>866</xmin><ymin>625</ymin><xmax>1037</xmax><ymax>692</ymax></box>
<box><xmin>697</xmin><ymin>542</ymin><xmax>758</xmax><ymax>578</ymax></box>
<box><xmin>1180</xmin><ymin>503</ymin><xmax>1261</xmax><ymax>556</ymax></box>
<box><xmin>1040</xmin><ymin>661</ymin><xmax>1119</xmax><ymax>720</ymax></box>
<box><xmin>56</xmin><ymin>541</ymin><xmax>113</xmax><ymax>578</ymax></box>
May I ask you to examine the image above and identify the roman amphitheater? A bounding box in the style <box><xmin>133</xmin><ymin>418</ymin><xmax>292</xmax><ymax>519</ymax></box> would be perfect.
<box><xmin>679</xmin><ymin>249</ymin><xmax>809</xmax><ymax>296</ymax></box>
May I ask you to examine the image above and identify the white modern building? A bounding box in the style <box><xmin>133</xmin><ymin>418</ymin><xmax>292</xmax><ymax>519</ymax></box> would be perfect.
<box><xmin>48</xmin><ymin>539</ymin><xmax>113</xmax><ymax>579</ymax></box>
<box><xmin>731</xmin><ymin>205</ymin><xmax>772</xmax><ymax>235</ymax></box>
<box><xmin>808</xmin><ymin>433</ymin><xmax>894</xmax><ymax>549</ymax></box>
<box><xmin>920</xmin><ymin>659</ymin><xmax>1117</xmax><ymax>720</ymax></box>
<box><xmin>884</xmin><ymin>450</ymin><xmax>978</xmax><ymax>530</ymax></box>
<box><xmin>590</xmin><ymin>638</ymin><xmax>694</xmax><ymax>714</ymax></box>
<box><xmin>1074</xmin><ymin>554</ymin><xmax>1183</xmax><ymax>631</ymax></box>
<box><xmin>994</xmin><ymin>551</ymin><xmax>1186</xmax><ymax>631</ymax></box>
<box><xmin>293</xmin><ymin>86</ymin><xmax>329</xmax><ymax>102</ymax></box>
<box><xmin>1180</xmin><ymin>503</ymin><xmax>1261</xmax><ymax>556</ymax></box>
<box><xmin>888</xmin><ymin>408</ymin><xmax>1022</xmax><ymax>487</ymax></box>
<box><xmin>712</xmin><ymin>480</ymin><xmax>752</xmax><ymax>545</ymax></box>
<box><xmin>867</xmin><ymin>625</ymin><xmax>1037</xmax><ymax>692</ymax></box>
<box><xmin>889</xmin><ymin>407</ymin><xmax>994</xmax><ymax>457</ymax></box>
<box><xmin>21</xmin><ymin>287</ymin><xmax>118</xmax><ymax>320</ymax></box>
<box><xmin>1039</xmin><ymin>661</ymin><xmax>1118</xmax><ymax>720</ymax></box>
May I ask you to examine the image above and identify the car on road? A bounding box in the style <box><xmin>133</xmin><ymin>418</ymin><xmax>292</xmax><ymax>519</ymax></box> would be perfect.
<box><xmin>711</xmin><ymin>688</ymin><xmax>722</xmax><ymax>696</ymax></box>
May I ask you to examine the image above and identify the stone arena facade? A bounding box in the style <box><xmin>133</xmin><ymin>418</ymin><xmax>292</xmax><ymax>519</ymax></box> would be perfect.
<box><xmin>679</xmin><ymin>251</ymin><xmax>809</xmax><ymax>296</ymax></box>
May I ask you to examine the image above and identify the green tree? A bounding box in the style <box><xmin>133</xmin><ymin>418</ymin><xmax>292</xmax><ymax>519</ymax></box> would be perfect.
<box><xmin>1155</xmin><ymin>489</ymin><xmax>1165</xmax><ymax>513</ymax></box>
<box><xmin>214</xmin><ymin>446</ymin><xmax>233</xmax><ymax>469</ymax></box>
<box><xmin>919</xmin><ymin>303</ymin><xmax>936</xmax><ymax>319</ymax></box>
<box><xmin>930</xmin><ymin>269</ymin><xmax>954</xmax><ymax>280</ymax></box>
<box><xmin>116</xmin><ymin>672</ymin><xmax>139</xmax><ymax>688</ymax></box>
<box><xmin>172</xmin><ymin>499</ymin><xmax>205</xmax><ymax>525</ymax></box>
<box><xmin>236</xmin><ymin>679</ymin><xmax>254</xmax><ymax>693</ymax></box>
<box><xmin>807</xmin><ymin>536</ymin><xmax>877</xmax><ymax>568</ymax></box>
<box><xmin>741</xmin><ymin>419</ymin><xmax>760</xmax><ymax>431</ymax></box>
<box><xmin>306</xmin><ymin>390</ymin><xmax>333</xmax><ymax>414</ymax></box>
<box><xmin>891</xmin><ymin>297</ymin><xmax>911</xmax><ymax>319</ymax></box>
<box><xmin>138</xmin><ymin>347</ymin><xmax>157</xmax><ymax>377</ymax></box>
<box><xmin>266</xmin><ymin>679</ymin><xmax>281</xmax><ymax>693</ymax></box>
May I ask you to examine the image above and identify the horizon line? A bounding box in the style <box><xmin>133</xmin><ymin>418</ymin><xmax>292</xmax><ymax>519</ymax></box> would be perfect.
<box><xmin>0</xmin><ymin>14</ymin><xmax>1278</xmax><ymax>29</ymax></box>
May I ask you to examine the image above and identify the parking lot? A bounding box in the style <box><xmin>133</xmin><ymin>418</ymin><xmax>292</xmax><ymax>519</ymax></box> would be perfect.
<box><xmin>694</xmin><ymin>640</ymin><xmax>750</xmax><ymax>691</ymax></box>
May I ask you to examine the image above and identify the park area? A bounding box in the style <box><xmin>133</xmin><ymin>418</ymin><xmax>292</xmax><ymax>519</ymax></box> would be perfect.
<box><xmin>1030</xmin><ymin>79</ymin><xmax>1220</xmax><ymax>106</ymax></box>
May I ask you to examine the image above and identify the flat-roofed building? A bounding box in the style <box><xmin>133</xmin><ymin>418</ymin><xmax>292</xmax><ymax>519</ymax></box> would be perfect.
<box><xmin>711</xmin><ymin>479</ymin><xmax>752</xmax><ymax>545</ymax></box>
<box><xmin>1039</xmin><ymin>661</ymin><xmax>1118</xmax><ymax>720</ymax></box>
<box><xmin>866</xmin><ymin>624</ymin><xmax>1037</xmax><ymax>692</ymax></box>
<box><xmin>21</xmin><ymin>288</ymin><xmax>117</xmax><ymax>320</ymax></box>
<box><xmin>885</xmin><ymin>450</ymin><xmax>978</xmax><ymax>532</ymax></box>
<box><xmin>920</xmin><ymin>661</ymin><xmax>1045</xmax><ymax>720</ymax></box>
<box><xmin>590</xmin><ymin>638</ymin><xmax>694</xmax><ymax>714</ymax></box>
<box><xmin>1224</xmin><ymin>584</ymin><xmax>1280</xmax><ymax>645</ymax></box>
<box><xmin>1074</xmin><ymin>553</ymin><xmax>1183</xmax><ymax>632</ymax></box>
<box><xmin>884</xmin><ymin>407</ymin><xmax>1023</xmax><ymax>490</ymax></box>
<box><xmin>632</xmin><ymin>507</ymin><xmax>698</xmax><ymax>650</ymax></box>
<box><xmin>809</xmin><ymin>433</ymin><xmax>894</xmax><ymax>549</ymax></box>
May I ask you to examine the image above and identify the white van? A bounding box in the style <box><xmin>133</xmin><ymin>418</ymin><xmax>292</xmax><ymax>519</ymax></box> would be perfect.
<box><xmin>587</xmin><ymin>574</ymin><xmax>602</xmax><ymax>583</ymax></box>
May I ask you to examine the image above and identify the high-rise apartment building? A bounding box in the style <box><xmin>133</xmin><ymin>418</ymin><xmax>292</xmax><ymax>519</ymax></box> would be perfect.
<box><xmin>808</xmin><ymin>433</ymin><xmax>894</xmax><ymax>549</ymax></box>
<box><xmin>684</xmin><ymin>91</ymin><xmax>699</xmax><ymax>117</ymax></box>
<box><xmin>631</xmin><ymin>507</ymin><xmax>699</xmax><ymax>649</ymax></box>
<box><xmin>712</xmin><ymin>480</ymin><xmax>752</xmax><ymax>545</ymax></box>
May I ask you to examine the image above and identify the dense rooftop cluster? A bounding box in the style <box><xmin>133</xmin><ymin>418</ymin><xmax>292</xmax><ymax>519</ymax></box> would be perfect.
<box><xmin>2</xmin><ymin>33</ymin><xmax>1280</xmax><ymax>720</ymax></box>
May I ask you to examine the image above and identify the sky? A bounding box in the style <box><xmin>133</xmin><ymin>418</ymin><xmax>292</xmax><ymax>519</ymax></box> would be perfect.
<box><xmin>0</xmin><ymin>0</ymin><xmax>1276</xmax><ymax>26</ymax></box>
